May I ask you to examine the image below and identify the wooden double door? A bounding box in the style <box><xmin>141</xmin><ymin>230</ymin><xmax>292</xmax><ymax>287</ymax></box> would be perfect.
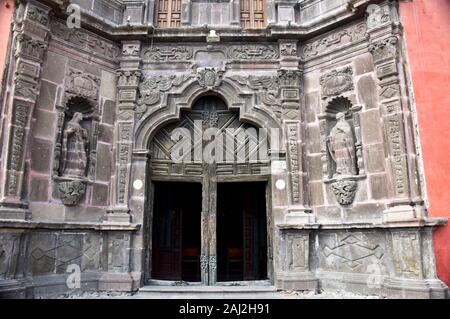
<box><xmin>151</xmin><ymin>181</ymin><xmax>268</xmax><ymax>285</ymax></box>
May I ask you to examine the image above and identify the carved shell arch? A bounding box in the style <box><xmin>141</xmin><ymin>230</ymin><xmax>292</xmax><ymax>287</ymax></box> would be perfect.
<box><xmin>134</xmin><ymin>77</ymin><xmax>283</xmax><ymax>150</ymax></box>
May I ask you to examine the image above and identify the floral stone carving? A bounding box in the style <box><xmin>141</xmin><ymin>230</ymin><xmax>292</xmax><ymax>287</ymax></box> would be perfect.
<box><xmin>55</xmin><ymin>180</ymin><xmax>87</xmax><ymax>206</ymax></box>
<box><xmin>331</xmin><ymin>180</ymin><xmax>357</xmax><ymax>205</ymax></box>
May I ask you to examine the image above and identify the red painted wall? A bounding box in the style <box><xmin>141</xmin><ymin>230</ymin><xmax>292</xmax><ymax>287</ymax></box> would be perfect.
<box><xmin>400</xmin><ymin>0</ymin><xmax>450</xmax><ymax>286</ymax></box>
<box><xmin>0</xmin><ymin>0</ymin><xmax>14</xmax><ymax>86</ymax></box>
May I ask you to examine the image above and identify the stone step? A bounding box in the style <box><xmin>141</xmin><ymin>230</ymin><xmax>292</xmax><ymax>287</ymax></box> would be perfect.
<box><xmin>137</xmin><ymin>285</ymin><xmax>281</xmax><ymax>299</ymax></box>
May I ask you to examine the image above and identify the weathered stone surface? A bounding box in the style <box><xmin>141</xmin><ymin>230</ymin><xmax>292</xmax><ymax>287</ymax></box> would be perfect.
<box><xmin>30</xmin><ymin>138</ymin><xmax>52</xmax><ymax>173</ymax></box>
<box><xmin>41</xmin><ymin>52</ymin><xmax>67</xmax><ymax>83</ymax></box>
<box><xmin>91</xmin><ymin>183</ymin><xmax>109</xmax><ymax>207</ymax></box>
<box><xmin>369</xmin><ymin>174</ymin><xmax>389</xmax><ymax>200</ymax></box>
<box><xmin>360</xmin><ymin>109</ymin><xmax>383</xmax><ymax>145</ymax></box>
<box><xmin>354</xmin><ymin>53</ymin><xmax>374</xmax><ymax>76</ymax></box>
<box><xmin>102</xmin><ymin>100</ymin><xmax>116</xmax><ymax>125</ymax></box>
<box><xmin>37</xmin><ymin>80</ymin><xmax>57</xmax><ymax>111</ymax></box>
<box><xmin>364</xmin><ymin>143</ymin><xmax>386</xmax><ymax>173</ymax></box>
<box><xmin>95</xmin><ymin>143</ymin><xmax>112</xmax><ymax>182</ymax></box>
<box><xmin>32</xmin><ymin>109</ymin><xmax>56</xmax><ymax>139</ymax></box>
<box><xmin>357</xmin><ymin>75</ymin><xmax>378</xmax><ymax>109</ymax></box>
<box><xmin>305</xmin><ymin>92</ymin><xmax>319</xmax><ymax>123</ymax></box>
<box><xmin>30</xmin><ymin>177</ymin><xmax>49</xmax><ymax>202</ymax></box>
<box><xmin>308</xmin><ymin>181</ymin><xmax>324</xmax><ymax>206</ymax></box>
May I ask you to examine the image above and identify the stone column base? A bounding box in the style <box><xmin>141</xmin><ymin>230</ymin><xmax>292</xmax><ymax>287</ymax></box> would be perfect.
<box><xmin>275</xmin><ymin>272</ymin><xmax>318</xmax><ymax>291</ymax></box>
<box><xmin>0</xmin><ymin>279</ymin><xmax>28</xmax><ymax>299</ymax></box>
<box><xmin>0</xmin><ymin>204</ymin><xmax>31</xmax><ymax>220</ymax></box>
<box><xmin>383</xmin><ymin>277</ymin><xmax>449</xmax><ymax>299</ymax></box>
<box><xmin>98</xmin><ymin>273</ymin><xmax>134</xmax><ymax>291</ymax></box>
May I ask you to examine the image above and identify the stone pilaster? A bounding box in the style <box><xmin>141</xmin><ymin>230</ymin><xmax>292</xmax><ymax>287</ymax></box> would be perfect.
<box><xmin>368</xmin><ymin>21</ymin><xmax>420</xmax><ymax>222</ymax></box>
<box><xmin>123</xmin><ymin>0</ymin><xmax>146</xmax><ymax>25</ymax></box>
<box><xmin>277</xmin><ymin>65</ymin><xmax>312</xmax><ymax>224</ymax></box>
<box><xmin>0</xmin><ymin>1</ymin><xmax>50</xmax><ymax>219</ymax></box>
<box><xmin>107</xmin><ymin>41</ymin><xmax>142</xmax><ymax>223</ymax></box>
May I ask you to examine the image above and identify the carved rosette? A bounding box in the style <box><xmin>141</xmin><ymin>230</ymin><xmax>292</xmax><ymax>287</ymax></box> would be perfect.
<box><xmin>55</xmin><ymin>180</ymin><xmax>87</xmax><ymax>206</ymax></box>
<box><xmin>331</xmin><ymin>180</ymin><xmax>357</xmax><ymax>205</ymax></box>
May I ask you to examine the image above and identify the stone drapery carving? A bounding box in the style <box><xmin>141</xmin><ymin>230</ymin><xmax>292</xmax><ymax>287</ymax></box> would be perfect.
<box><xmin>60</xmin><ymin>112</ymin><xmax>89</xmax><ymax>178</ymax></box>
<box><xmin>320</xmin><ymin>67</ymin><xmax>354</xmax><ymax>98</ymax></box>
<box><xmin>327</xmin><ymin>112</ymin><xmax>357</xmax><ymax>177</ymax></box>
<box><xmin>228</xmin><ymin>45</ymin><xmax>279</xmax><ymax>60</ymax></box>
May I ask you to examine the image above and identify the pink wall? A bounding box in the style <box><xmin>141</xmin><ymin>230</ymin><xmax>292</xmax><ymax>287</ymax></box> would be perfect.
<box><xmin>0</xmin><ymin>0</ymin><xmax>14</xmax><ymax>85</ymax></box>
<box><xmin>400</xmin><ymin>0</ymin><xmax>450</xmax><ymax>286</ymax></box>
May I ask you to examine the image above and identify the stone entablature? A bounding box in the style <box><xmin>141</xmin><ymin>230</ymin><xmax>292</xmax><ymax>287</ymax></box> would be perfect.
<box><xmin>0</xmin><ymin>0</ymin><xmax>447</xmax><ymax>299</ymax></box>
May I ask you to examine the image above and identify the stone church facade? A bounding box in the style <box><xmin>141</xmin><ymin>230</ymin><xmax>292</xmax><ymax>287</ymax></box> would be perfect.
<box><xmin>0</xmin><ymin>0</ymin><xmax>448</xmax><ymax>298</ymax></box>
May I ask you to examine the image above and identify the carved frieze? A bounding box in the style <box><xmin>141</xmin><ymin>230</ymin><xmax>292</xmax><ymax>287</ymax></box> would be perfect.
<box><xmin>301</xmin><ymin>22</ymin><xmax>367</xmax><ymax>60</ymax></box>
<box><xmin>143</xmin><ymin>46</ymin><xmax>193</xmax><ymax>62</ymax></box>
<box><xmin>320</xmin><ymin>66</ymin><xmax>354</xmax><ymax>98</ymax></box>
<box><xmin>14</xmin><ymin>34</ymin><xmax>48</xmax><ymax>62</ymax></box>
<box><xmin>50</xmin><ymin>20</ymin><xmax>120</xmax><ymax>60</ymax></box>
<box><xmin>228</xmin><ymin>45</ymin><xmax>279</xmax><ymax>60</ymax></box>
<box><xmin>196</xmin><ymin>68</ymin><xmax>224</xmax><ymax>89</ymax></box>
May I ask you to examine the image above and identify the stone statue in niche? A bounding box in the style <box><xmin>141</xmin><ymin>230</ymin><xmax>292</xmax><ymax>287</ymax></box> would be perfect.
<box><xmin>327</xmin><ymin>112</ymin><xmax>357</xmax><ymax>177</ymax></box>
<box><xmin>60</xmin><ymin>112</ymin><xmax>89</xmax><ymax>178</ymax></box>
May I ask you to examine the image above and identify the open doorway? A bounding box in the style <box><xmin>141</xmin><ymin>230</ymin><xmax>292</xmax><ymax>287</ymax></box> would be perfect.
<box><xmin>151</xmin><ymin>181</ymin><xmax>202</xmax><ymax>282</ymax></box>
<box><xmin>217</xmin><ymin>182</ymin><xmax>268</xmax><ymax>282</ymax></box>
